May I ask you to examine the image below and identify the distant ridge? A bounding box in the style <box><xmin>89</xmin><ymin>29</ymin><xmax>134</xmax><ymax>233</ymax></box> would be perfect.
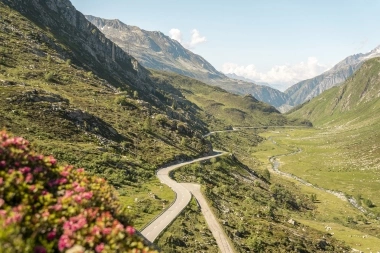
<box><xmin>86</xmin><ymin>15</ymin><xmax>289</xmax><ymax>109</ymax></box>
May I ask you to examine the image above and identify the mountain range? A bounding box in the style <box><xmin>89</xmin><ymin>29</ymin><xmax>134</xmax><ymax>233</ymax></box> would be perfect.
<box><xmin>85</xmin><ymin>16</ymin><xmax>290</xmax><ymax>108</ymax></box>
<box><xmin>86</xmin><ymin>15</ymin><xmax>380</xmax><ymax>112</ymax></box>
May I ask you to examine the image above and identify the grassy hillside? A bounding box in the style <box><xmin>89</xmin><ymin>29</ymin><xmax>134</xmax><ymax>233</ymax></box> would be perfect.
<box><xmin>288</xmin><ymin>57</ymin><xmax>380</xmax><ymax>127</ymax></box>
<box><xmin>171</xmin><ymin>154</ymin><xmax>349</xmax><ymax>252</ymax></box>
<box><xmin>150</xmin><ymin>70</ymin><xmax>311</xmax><ymax>130</ymax></box>
<box><xmin>285</xmin><ymin>58</ymin><xmax>380</xmax><ymax>208</ymax></box>
<box><xmin>0</xmin><ymin>1</ymin><xmax>214</xmax><ymax>227</ymax></box>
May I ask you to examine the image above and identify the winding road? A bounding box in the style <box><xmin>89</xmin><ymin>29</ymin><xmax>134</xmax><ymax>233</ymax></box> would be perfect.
<box><xmin>140</xmin><ymin>151</ymin><xmax>231</xmax><ymax>247</ymax></box>
<box><xmin>141</xmin><ymin>126</ymin><xmax>310</xmax><ymax>251</ymax></box>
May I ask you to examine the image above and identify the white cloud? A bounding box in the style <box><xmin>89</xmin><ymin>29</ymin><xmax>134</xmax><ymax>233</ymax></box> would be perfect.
<box><xmin>169</xmin><ymin>28</ymin><xmax>183</xmax><ymax>43</ymax></box>
<box><xmin>221</xmin><ymin>57</ymin><xmax>330</xmax><ymax>91</ymax></box>
<box><xmin>169</xmin><ymin>28</ymin><xmax>207</xmax><ymax>49</ymax></box>
<box><xmin>189</xmin><ymin>29</ymin><xmax>207</xmax><ymax>48</ymax></box>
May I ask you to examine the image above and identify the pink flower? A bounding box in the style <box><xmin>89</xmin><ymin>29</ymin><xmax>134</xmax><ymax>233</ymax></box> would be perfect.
<box><xmin>77</xmin><ymin>168</ymin><xmax>84</xmax><ymax>173</ymax></box>
<box><xmin>49</xmin><ymin>157</ymin><xmax>57</xmax><ymax>165</ymax></box>
<box><xmin>0</xmin><ymin>198</ymin><xmax>4</xmax><ymax>208</ymax></box>
<box><xmin>73</xmin><ymin>195</ymin><xmax>82</xmax><ymax>204</ymax></box>
<box><xmin>74</xmin><ymin>185</ymin><xmax>85</xmax><ymax>193</ymax></box>
<box><xmin>95</xmin><ymin>243</ymin><xmax>104</xmax><ymax>253</ymax></box>
<box><xmin>20</xmin><ymin>167</ymin><xmax>31</xmax><ymax>174</ymax></box>
<box><xmin>58</xmin><ymin>178</ymin><xmax>68</xmax><ymax>185</ymax></box>
<box><xmin>126</xmin><ymin>226</ymin><xmax>135</xmax><ymax>236</ymax></box>
<box><xmin>58</xmin><ymin>235</ymin><xmax>73</xmax><ymax>251</ymax></box>
<box><xmin>0</xmin><ymin>161</ymin><xmax>6</xmax><ymax>167</ymax></box>
<box><xmin>34</xmin><ymin>167</ymin><xmax>43</xmax><ymax>173</ymax></box>
<box><xmin>102</xmin><ymin>227</ymin><xmax>112</xmax><ymax>235</ymax></box>
<box><xmin>91</xmin><ymin>225</ymin><xmax>101</xmax><ymax>236</ymax></box>
<box><xmin>0</xmin><ymin>177</ymin><xmax>3</xmax><ymax>185</ymax></box>
<box><xmin>34</xmin><ymin>246</ymin><xmax>47</xmax><ymax>253</ymax></box>
<box><xmin>53</xmin><ymin>204</ymin><xmax>62</xmax><ymax>211</ymax></box>
<box><xmin>60</xmin><ymin>171</ymin><xmax>70</xmax><ymax>177</ymax></box>
<box><xmin>47</xmin><ymin>231</ymin><xmax>56</xmax><ymax>241</ymax></box>
<box><xmin>42</xmin><ymin>210</ymin><xmax>50</xmax><ymax>218</ymax></box>
<box><xmin>25</xmin><ymin>173</ymin><xmax>33</xmax><ymax>183</ymax></box>
<box><xmin>82</xmin><ymin>191</ymin><xmax>93</xmax><ymax>200</ymax></box>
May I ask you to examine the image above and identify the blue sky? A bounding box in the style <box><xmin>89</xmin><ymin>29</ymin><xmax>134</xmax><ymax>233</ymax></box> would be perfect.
<box><xmin>71</xmin><ymin>0</ymin><xmax>380</xmax><ymax>90</ymax></box>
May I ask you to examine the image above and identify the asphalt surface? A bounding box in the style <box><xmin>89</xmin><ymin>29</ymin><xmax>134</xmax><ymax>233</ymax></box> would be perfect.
<box><xmin>182</xmin><ymin>183</ymin><xmax>235</xmax><ymax>253</ymax></box>
<box><xmin>140</xmin><ymin>151</ymin><xmax>226</xmax><ymax>243</ymax></box>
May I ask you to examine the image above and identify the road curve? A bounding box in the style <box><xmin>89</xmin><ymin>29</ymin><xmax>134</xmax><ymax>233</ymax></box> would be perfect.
<box><xmin>140</xmin><ymin>151</ymin><xmax>226</xmax><ymax>242</ymax></box>
<box><xmin>181</xmin><ymin>183</ymin><xmax>235</xmax><ymax>253</ymax></box>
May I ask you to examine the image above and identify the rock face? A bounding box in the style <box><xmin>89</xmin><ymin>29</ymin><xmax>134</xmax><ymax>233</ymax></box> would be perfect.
<box><xmin>86</xmin><ymin>15</ymin><xmax>289</xmax><ymax>109</ymax></box>
<box><xmin>86</xmin><ymin>15</ymin><xmax>224</xmax><ymax>82</ymax></box>
<box><xmin>284</xmin><ymin>45</ymin><xmax>380</xmax><ymax>106</ymax></box>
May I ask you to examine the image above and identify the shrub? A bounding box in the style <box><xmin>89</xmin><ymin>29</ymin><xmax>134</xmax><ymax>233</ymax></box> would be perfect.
<box><xmin>154</xmin><ymin>114</ymin><xmax>168</xmax><ymax>126</ymax></box>
<box><xmin>44</xmin><ymin>72</ymin><xmax>54</xmax><ymax>82</ymax></box>
<box><xmin>363</xmin><ymin>198</ymin><xmax>374</xmax><ymax>208</ymax></box>
<box><xmin>0</xmin><ymin>131</ymin><xmax>156</xmax><ymax>252</ymax></box>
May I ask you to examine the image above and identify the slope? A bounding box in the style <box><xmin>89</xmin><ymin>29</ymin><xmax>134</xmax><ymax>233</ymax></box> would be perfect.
<box><xmin>288</xmin><ymin>57</ymin><xmax>380</xmax><ymax>127</ymax></box>
<box><xmin>285</xmin><ymin>45</ymin><xmax>380</xmax><ymax>107</ymax></box>
<box><xmin>0</xmin><ymin>0</ymin><xmax>213</xmax><ymax>188</ymax></box>
<box><xmin>149</xmin><ymin>70</ymin><xmax>311</xmax><ymax>130</ymax></box>
<box><xmin>284</xmin><ymin>57</ymin><xmax>380</xmax><ymax>222</ymax></box>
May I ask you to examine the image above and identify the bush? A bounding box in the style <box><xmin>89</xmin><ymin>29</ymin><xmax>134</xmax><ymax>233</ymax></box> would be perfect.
<box><xmin>155</xmin><ymin>114</ymin><xmax>168</xmax><ymax>126</ymax></box>
<box><xmin>0</xmin><ymin>131</ymin><xmax>156</xmax><ymax>252</ymax></box>
<box><xmin>44</xmin><ymin>72</ymin><xmax>54</xmax><ymax>82</ymax></box>
<box><xmin>363</xmin><ymin>198</ymin><xmax>374</xmax><ymax>208</ymax></box>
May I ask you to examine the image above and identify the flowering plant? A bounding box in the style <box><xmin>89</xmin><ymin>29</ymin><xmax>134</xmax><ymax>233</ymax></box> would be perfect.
<box><xmin>0</xmin><ymin>131</ymin><xmax>156</xmax><ymax>252</ymax></box>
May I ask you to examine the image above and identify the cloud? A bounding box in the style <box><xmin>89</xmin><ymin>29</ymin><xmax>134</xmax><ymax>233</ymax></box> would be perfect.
<box><xmin>221</xmin><ymin>57</ymin><xmax>330</xmax><ymax>91</ymax></box>
<box><xmin>169</xmin><ymin>28</ymin><xmax>207</xmax><ymax>49</ymax></box>
<box><xmin>169</xmin><ymin>28</ymin><xmax>183</xmax><ymax>43</ymax></box>
<box><xmin>189</xmin><ymin>29</ymin><xmax>207</xmax><ymax>48</ymax></box>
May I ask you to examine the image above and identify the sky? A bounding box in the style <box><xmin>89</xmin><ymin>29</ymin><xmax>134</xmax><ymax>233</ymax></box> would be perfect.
<box><xmin>71</xmin><ymin>0</ymin><xmax>380</xmax><ymax>90</ymax></box>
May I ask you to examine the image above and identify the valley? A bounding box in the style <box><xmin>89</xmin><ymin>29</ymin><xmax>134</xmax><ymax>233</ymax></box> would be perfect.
<box><xmin>1</xmin><ymin>0</ymin><xmax>380</xmax><ymax>252</ymax></box>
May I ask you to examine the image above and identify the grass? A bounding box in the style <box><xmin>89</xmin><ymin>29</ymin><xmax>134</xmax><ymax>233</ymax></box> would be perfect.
<box><xmin>119</xmin><ymin>178</ymin><xmax>175</xmax><ymax>230</ymax></box>
<box><xmin>249</xmin><ymin>127</ymin><xmax>380</xmax><ymax>250</ymax></box>
<box><xmin>171</xmin><ymin>153</ymin><xmax>349</xmax><ymax>252</ymax></box>
<box><xmin>150</xmin><ymin>70</ymin><xmax>311</xmax><ymax>130</ymax></box>
<box><xmin>156</xmin><ymin>197</ymin><xmax>219</xmax><ymax>253</ymax></box>
<box><xmin>262</xmin><ymin>128</ymin><xmax>380</xmax><ymax>214</ymax></box>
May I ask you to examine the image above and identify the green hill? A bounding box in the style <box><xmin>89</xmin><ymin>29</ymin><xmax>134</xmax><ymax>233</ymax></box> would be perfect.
<box><xmin>150</xmin><ymin>70</ymin><xmax>311</xmax><ymax>130</ymax></box>
<box><xmin>288</xmin><ymin>57</ymin><xmax>380</xmax><ymax>128</ymax></box>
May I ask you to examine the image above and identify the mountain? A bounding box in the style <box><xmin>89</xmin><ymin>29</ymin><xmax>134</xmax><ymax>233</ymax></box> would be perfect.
<box><xmin>86</xmin><ymin>16</ymin><xmax>288</xmax><ymax>109</ymax></box>
<box><xmin>85</xmin><ymin>15</ymin><xmax>225</xmax><ymax>82</ymax></box>
<box><xmin>0</xmin><ymin>0</ymin><xmax>213</xmax><ymax>187</ymax></box>
<box><xmin>288</xmin><ymin>57</ymin><xmax>380</xmax><ymax>127</ymax></box>
<box><xmin>285</xmin><ymin>45</ymin><xmax>380</xmax><ymax>106</ymax></box>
